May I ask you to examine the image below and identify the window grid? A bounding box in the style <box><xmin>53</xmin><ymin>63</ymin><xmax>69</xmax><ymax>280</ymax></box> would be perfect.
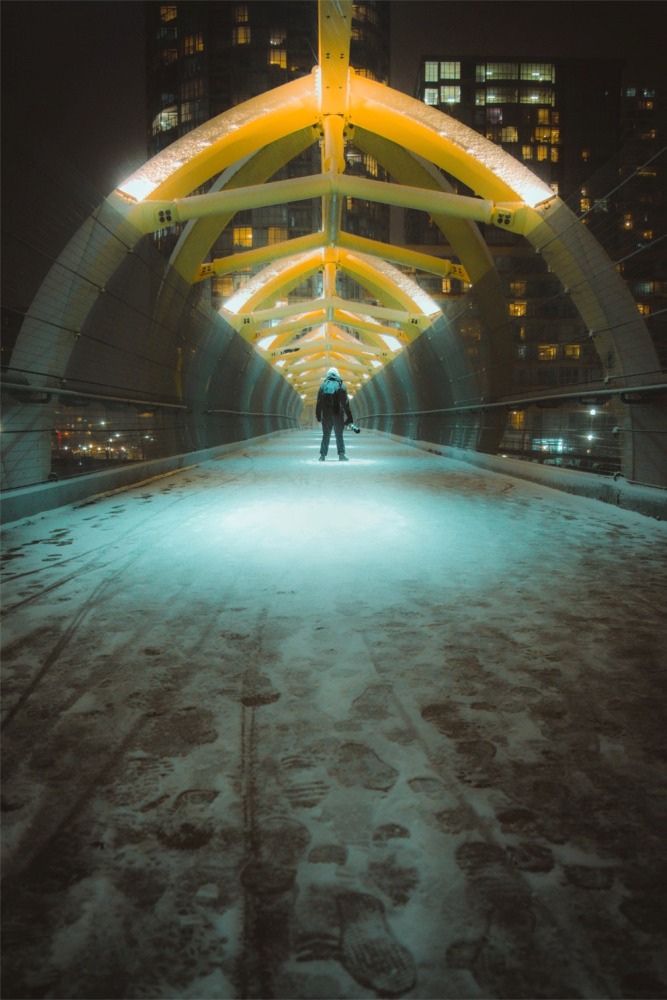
<box><xmin>440</xmin><ymin>85</ymin><xmax>461</xmax><ymax>104</ymax></box>
<box><xmin>232</xmin><ymin>25</ymin><xmax>251</xmax><ymax>45</ymax></box>
<box><xmin>233</xmin><ymin>227</ymin><xmax>253</xmax><ymax>247</ymax></box>
<box><xmin>268</xmin><ymin>49</ymin><xmax>287</xmax><ymax>68</ymax></box>
<box><xmin>183</xmin><ymin>33</ymin><xmax>204</xmax><ymax>55</ymax></box>
<box><xmin>520</xmin><ymin>63</ymin><xmax>555</xmax><ymax>82</ymax></box>
<box><xmin>440</xmin><ymin>61</ymin><xmax>460</xmax><ymax>79</ymax></box>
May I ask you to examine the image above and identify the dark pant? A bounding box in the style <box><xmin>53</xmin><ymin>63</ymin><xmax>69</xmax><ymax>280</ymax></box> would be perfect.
<box><xmin>320</xmin><ymin>409</ymin><xmax>345</xmax><ymax>456</ymax></box>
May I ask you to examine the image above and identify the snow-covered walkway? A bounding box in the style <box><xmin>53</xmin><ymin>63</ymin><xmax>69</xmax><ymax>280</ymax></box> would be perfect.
<box><xmin>2</xmin><ymin>430</ymin><xmax>666</xmax><ymax>999</ymax></box>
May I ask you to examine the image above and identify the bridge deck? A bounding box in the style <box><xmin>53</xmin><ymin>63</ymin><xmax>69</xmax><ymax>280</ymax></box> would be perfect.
<box><xmin>2</xmin><ymin>431</ymin><xmax>666</xmax><ymax>999</ymax></box>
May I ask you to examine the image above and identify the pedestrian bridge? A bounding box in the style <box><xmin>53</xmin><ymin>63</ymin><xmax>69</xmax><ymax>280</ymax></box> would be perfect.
<box><xmin>1</xmin><ymin>0</ymin><xmax>665</xmax><ymax>504</ymax></box>
<box><xmin>2</xmin><ymin>431</ymin><xmax>666</xmax><ymax>998</ymax></box>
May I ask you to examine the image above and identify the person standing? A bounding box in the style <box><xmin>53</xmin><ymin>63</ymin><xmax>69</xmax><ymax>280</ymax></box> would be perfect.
<box><xmin>316</xmin><ymin>367</ymin><xmax>353</xmax><ymax>461</ymax></box>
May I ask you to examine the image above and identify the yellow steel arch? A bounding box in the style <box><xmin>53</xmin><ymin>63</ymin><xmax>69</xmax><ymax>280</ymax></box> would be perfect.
<box><xmin>102</xmin><ymin>0</ymin><xmax>657</xmax><ymax>410</ymax></box>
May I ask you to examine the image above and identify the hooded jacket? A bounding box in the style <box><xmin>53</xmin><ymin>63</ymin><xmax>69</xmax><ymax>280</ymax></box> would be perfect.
<box><xmin>316</xmin><ymin>372</ymin><xmax>353</xmax><ymax>423</ymax></box>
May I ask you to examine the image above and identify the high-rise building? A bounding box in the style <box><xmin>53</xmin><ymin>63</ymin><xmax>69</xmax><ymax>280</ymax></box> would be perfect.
<box><xmin>407</xmin><ymin>55</ymin><xmax>665</xmax><ymax>471</ymax></box>
<box><xmin>145</xmin><ymin>1</ymin><xmax>391</xmax><ymax>308</ymax></box>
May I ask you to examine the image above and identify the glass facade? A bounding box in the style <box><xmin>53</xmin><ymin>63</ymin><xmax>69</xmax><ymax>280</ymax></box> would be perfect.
<box><xmin>410</xmin><ymin>53</ymin><xmax>664</xmax><ymax>474</ymax></box>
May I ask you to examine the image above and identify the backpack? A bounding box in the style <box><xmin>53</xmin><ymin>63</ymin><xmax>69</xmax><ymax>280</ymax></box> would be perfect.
<box><xmin>320</xmin><ymin>377</ymin><xmax>341</xmax><ymax>412</ymax></box>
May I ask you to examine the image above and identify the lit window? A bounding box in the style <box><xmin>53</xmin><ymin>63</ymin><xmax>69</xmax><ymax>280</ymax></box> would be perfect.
<box><xmin>364</xmin><ymin>154</ymin><xmax>378</xmax><ymax>177</ymax></box>
<box><xmin>151</xmin><ymin>106</ymin><xmax>178</xmax><ymax>134</ymax></box>
<box><xmin>637</xmin><ymin>303</ymin><xmax>650</xmax><ymax>316</ymax></box>
<box><xmin>520</xmin><ymin>63</ymin><xmax>555</xmax><ymax>82</ymax></box>
<box><xmin>475</xmin><ymin>89</ymin><xmax>486</xmax><ymax>106</ymax></box>
<box><xmin>634</xmin><ymin>281</ymin><xmax>654</xmax><ymax>295</ymax></box>
<box><xmin>537</xmin><ymin>108</ymin><xmax>550</xmax><ymax>124</ymax></box>
<box><xmin>643</xmin><ymin>88</ymin><xmax>655</xmax><ymax>98</ymax></box>
<box><xmin>268</xmin><ymin>48</ymin><xmax>287</xmax><ymax>68</ymax></box>
<box><xmin>522</xmin><ymin>145</ymin><xmax>533</xmax><ymax>160</ymax></box>
<box><xmin>233</xmin><ymin>25</ymin><xmax>251</xmax><ymax>44</ymax></box>
<box><xmin>509</xmin><ymin>301</ymin><xmax>527</xmax><ymax>317</ymax></box>
<box><xmin>160</xmin><ymin>5</ymin><xmax>177</xmax><ymax>21</ymax></box>
<box><xmin>441</xmin><ymin>278</ymin><xmax>452</xmax><ymax>294</ymax></box>
<box><xmin>641</xmin><ymin>230</ymin><xmax>653</xmax><ymax>240</ymax></box>
<box><xmin>550</xmin><ymin>147</ymin><xmax>559</xmax><ymax>162</ymax></box>
<box><xmin>214</xmin><ymin>276</ymin><xmax>234</xmax><ymax>297</ymax></box>
<box><xmin>509</xmin><ymin>411</ymin><xmax>525</xmax><ymax>429</ymax></box>
<box><xmin>501</xmin><ymin>126</ymin><xmax>518</xmax><ymax>142</ymax></box>
<box><xmin>425</xmin><ymin>61</ymin><xmax>439</xmax><ymax>83</ymax></box>
<box><xmin>580</xmin><ymin>197</ymin><xmax>591</xmax><ymax>214</ymax></box>
<box><xmin>564</xmin><ymin>345</ymin><xmax>581</xmax><ymax>358</ymax></box>
<box><xmin>424</xmin><ymin>88</ymin><xmax>439</xmax><ymax>106</ymax></box>
<box><xmin>486</xmin><ymin>62</ymin><xmax>518</xmax><ymax>79</ymax></box>
<box><xmin>487</xmin><ymin>107</ymin><xmax>502</xmax><ymax>123</ymax></box>
<box><xmin>184</xmin><ymin>33</ymin><xmax>204</xmax><ymax>55</ymax></box>
<box><xmin>234</xmin><ymin>3</ymin><xmax>248</xmax><ymax>22</ymax></box>
<box><xmin>440</xmin><ymin>85</ymin><xmax>461</xmax><ymax>104</ymax></box>
<box><xmin>233</xmin><ymin>227</ymin><xmax>253</xmax><ymax>247</ymax></box>
<box><xmin>626</xmin><ymin>87</ymin><xmax>636</xmax><ymax>97</ymax></box>
<box><xmin>270</xmin><ymin>27</ymin><xmax>286</xmax><ymax>45</ymax></box>
<box><xmin>582</xmin><ymin>149</ymin><xmax>591</xmax><ymax>162</ymax></box>
<box><xmin>267</xmin><ymin>227</ymin><xmax>287</xmax><ymax>244</ymax></box>
<box><xmin>510</xmin><ymin>281</ymin><xmax>526</xmax><ymax>296</ymax></box>
<box><xmin>538</xmin><ymin>344</ymin><xmax>558</xmax><ymax>360</ymax></box>
<box><xmin>623</xmin><ymin>213</ymin><xmax>634</xmax><ymax>230</ymax></box>
<box><xmin>440</xmin><ymin>61</ymin><xmax>460</xmax><ymax>79</ymax></box>
<box><xmin>520</xmin><ymin>88</ymin><xmax>554</xmax><ymax>105</ymax></box>
<box><xmin>639</xmin><ymin>100</ymin><xmax>654</xmax><ymax>110</ymax></box>
<box><xmin>487</xmin><ymin>87</ymin><xmax>518</xmax><ymax>103</ymax></box>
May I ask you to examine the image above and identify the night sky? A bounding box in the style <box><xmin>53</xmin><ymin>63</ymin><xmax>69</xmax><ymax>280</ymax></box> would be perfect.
<box><xmin>1</xmin><ymin>0</ymin><xmax>664</xmax><ymax>197</ymax></box>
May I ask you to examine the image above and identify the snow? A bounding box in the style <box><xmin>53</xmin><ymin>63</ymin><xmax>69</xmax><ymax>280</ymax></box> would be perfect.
<box><xmin>2</xmin><ymin>431</ymin><xmax>666</xmax><ymax>999</ymax></box>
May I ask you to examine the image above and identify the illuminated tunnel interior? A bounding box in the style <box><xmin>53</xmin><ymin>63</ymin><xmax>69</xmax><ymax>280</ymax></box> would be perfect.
<box><xmin>1</xmin><ymin>2</ymin><xmax>667</xmax><ymax>997</ymax></box>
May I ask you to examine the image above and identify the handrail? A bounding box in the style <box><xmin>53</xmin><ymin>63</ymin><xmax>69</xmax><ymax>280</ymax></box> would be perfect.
<box><xmin>205</xmin><ymin>408</ymin><xmax>299</xmax><ymax>419</ymax></box>
<box><xmin>358</xmin><ymin>382</ymin><xmax>667</xmax><ymax>419</ymax></box>
<box><xmin>1</xmin><ymin>382</ymin><xmax>188</xmax><ymax>410</ymax></box>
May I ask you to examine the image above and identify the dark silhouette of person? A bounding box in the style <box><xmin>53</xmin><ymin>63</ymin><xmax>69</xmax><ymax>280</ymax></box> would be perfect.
<box><xmin>316</xmin><ymin>367</ymin><xmax>353</xmax><ymax>461</ymax></box>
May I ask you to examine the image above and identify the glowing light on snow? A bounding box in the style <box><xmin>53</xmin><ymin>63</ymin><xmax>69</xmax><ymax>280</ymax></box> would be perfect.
<box><xmin>116</xmin><ymin>176</ymin><xmax>159</xmax><ymax>202</ymax></box>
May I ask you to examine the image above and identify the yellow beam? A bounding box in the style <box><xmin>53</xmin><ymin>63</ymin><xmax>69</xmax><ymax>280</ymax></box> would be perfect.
<box><xmin>318</xmin><ymin>0</ymin><xmax>352</xmax><ymax>116</ymax></box>
<box><xmin>349</xmin><ymin>73</ymin><xmax>554</xmax><ymax>211</ymax></box>
<box><xmin>224</xmin><ymin>296</ymin><xmax>432</xmax><ymax>331</ymax></box>
<box><xmin>129</xmin><ymin>173</ymin><xmax>504</xmax><ymax>237</ymax></box>
<box><xmin>114</xmin><ymin>75</ymin><xmax>320</xmax><ymax>204</ymax></box>
<box><xmin>195</xmin><ymin>233</ymin><xmax>325</xmax><ymax>282</ymax></box>
<box><xmin>337</xmin><ymin>232</ymin><xmax>469</xmax><ymax>283</ymax></box>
